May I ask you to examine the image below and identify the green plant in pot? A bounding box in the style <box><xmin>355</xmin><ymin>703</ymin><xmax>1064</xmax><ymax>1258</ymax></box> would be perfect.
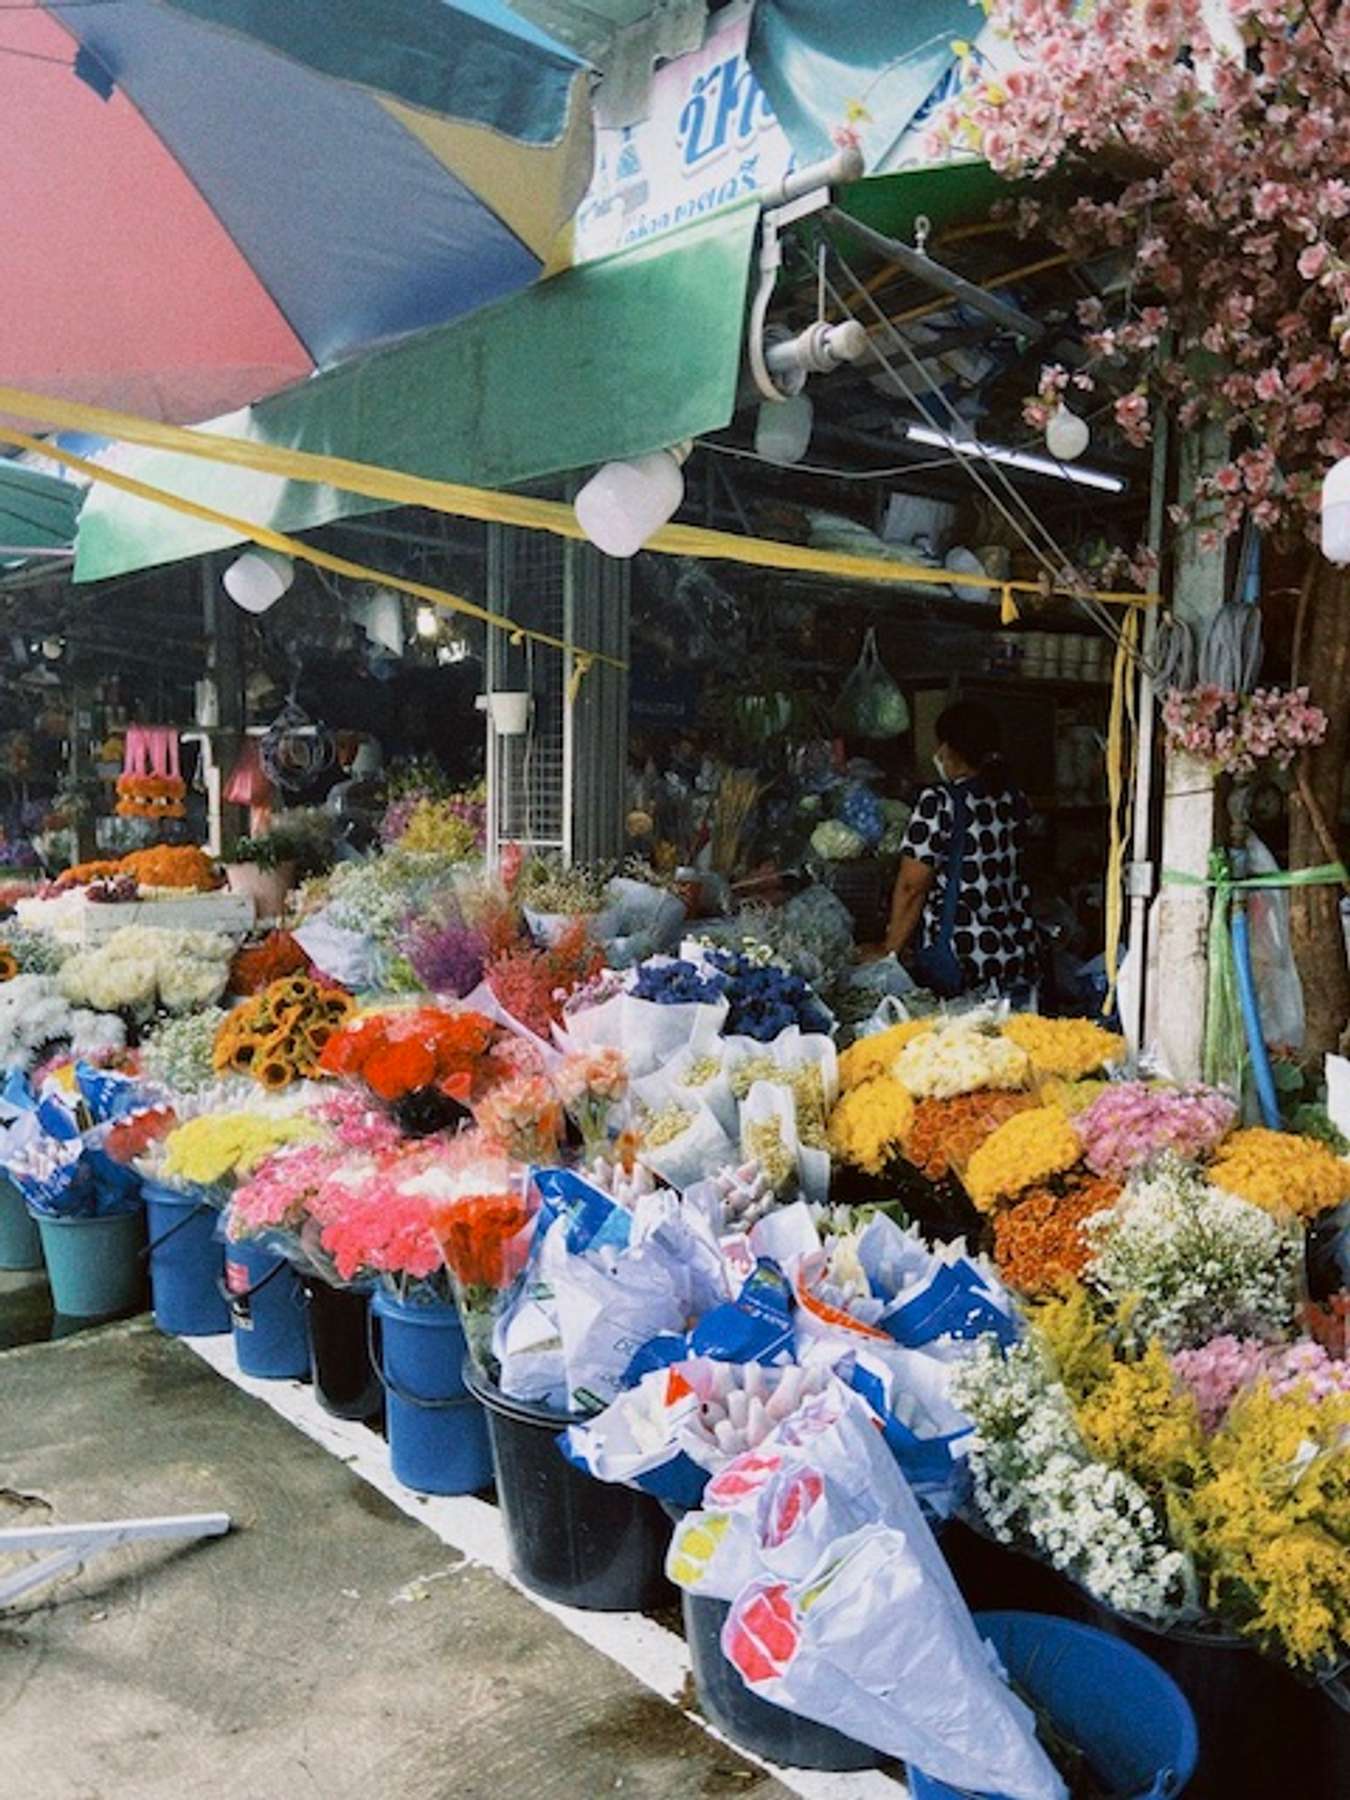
<box><xmin>225</xmin><ymin>808</ymin><xmax>337</xmax><ymax>921</ymax></box>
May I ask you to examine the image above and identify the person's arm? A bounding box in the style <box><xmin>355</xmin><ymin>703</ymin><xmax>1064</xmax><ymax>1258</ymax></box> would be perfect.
<box><xmin>885</xmin><ymin>854</ymin><xmax>935</xmax><ymax>956</ymax></box>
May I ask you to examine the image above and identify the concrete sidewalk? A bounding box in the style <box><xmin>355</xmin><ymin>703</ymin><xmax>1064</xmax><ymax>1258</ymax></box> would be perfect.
<box><xmin>0</xmin><ymin>1320</ymin><xmax>785</xmax><ymax>1800</ymax></box>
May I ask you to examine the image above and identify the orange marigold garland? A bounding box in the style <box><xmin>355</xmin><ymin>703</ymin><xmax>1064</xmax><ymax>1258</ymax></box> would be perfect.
<box><xmin>119</xmin><ymin>845</ymin><xmax>221</xmax><ymax>890</ymax></box>
<box><xmin>116</xmin><ymin>773</ymin><xmax>187</xmax><ymax>820</ymax></box>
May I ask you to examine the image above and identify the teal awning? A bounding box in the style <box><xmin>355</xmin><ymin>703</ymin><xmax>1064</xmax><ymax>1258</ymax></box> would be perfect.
<box><xmin>0</xmin><ymin>461</ymin><xmax>82</xmax><ymax>567</ymax></box>
<box><xmin>74</xmin><ymin>202</ymin><xmax>762</xmax><ymax>583</ymax></box>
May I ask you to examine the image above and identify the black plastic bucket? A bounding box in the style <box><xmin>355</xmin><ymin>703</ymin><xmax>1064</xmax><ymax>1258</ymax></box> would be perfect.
<box><xmin>464</xmin><ymin>1362</ymin><xmax>672</xmax><ymax>1611</ymax></box>
<box><xmin>1090</xmin><ymin>1602</ymin><xmax>1331</xmax><ymax>1800</ymax></box>
<box><xmin>941</xmin><ymin>1520</ymin><xmax>1094</xmax><ymax>1624</ymax></box>
<box><xmin>302</xmin><ymin>1277</ymin><xmax>382</xmax><ymax>1423</ymax></box>
<box><xmin>681</xmin><ymin>1588</ymin><xmax>882</xmax><ymax>1771</ymax></box>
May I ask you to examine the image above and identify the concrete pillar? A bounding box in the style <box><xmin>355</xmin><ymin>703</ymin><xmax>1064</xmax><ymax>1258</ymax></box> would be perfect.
<box><xmin>1145</xmin><ymin>422</ymin><xmax>1228</xmax><ymax>1079</ymax></box>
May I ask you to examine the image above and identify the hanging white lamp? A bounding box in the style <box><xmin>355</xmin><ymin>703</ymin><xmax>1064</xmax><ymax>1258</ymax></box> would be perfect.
<box><xmin>1045</xmin><ymin>404</ymin><xmax>1090</xmax><ymax>463</ymax></box>
<box><xmin>223</xmin><ymin>548</ymin><xmax>294</xmax><ymax>613</ymax></box>
<box><xmin>574</xmin><ymin>442</ymin><xmax>691</xmax><ymax>559</ymax></box>
<box><xmin>1321</xmin><ymin>455</ymin><xmax>1350</xmax><ymax>564</ymax></box>
<box><xmin>754</xmin><ymin>392</ymin><xmax>815</xmax><ymax>466</ymax></box>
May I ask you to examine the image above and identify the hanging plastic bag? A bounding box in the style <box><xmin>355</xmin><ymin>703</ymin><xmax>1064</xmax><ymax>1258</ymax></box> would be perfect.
<box><xmin>833</xmin><ymin>628</ymin><xmax>910</xmax><ymax>740</ymax></box>
<box><xmin>1244</xmin><ymin>832</ymin><xmax>1305</xmax><ymax>1052</ymax></box>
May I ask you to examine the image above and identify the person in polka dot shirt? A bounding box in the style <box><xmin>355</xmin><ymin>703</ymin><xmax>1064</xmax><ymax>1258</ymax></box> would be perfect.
<box><xmin>885</xmin><ymin>700</ymin><xmax>1038</xmax><ymax>996</ymax></box>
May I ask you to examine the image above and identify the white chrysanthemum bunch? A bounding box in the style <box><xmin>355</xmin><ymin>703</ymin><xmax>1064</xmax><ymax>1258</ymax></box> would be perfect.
<box><xmin>0</xmin><ymin>974</ymin><xmax>126</xmax><ymax>1070</ymax></box>
<box><xmin>59</xmin><ymin>927</ymin><xmax>233</xmax><ymax>1017</ymax></box>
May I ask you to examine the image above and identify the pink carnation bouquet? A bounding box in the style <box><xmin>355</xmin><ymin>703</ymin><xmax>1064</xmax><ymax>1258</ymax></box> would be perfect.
<box><xmin>1076</xmin><ymin>1081</ymin><xmax>1236</xmax><ymax>1181</ymax></box>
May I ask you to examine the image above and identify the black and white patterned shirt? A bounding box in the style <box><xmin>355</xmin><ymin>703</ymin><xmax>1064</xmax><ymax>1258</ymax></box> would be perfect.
<box><xmin>899</xmin><ymin>778</ymin><xmax>1037</xmax><ymax>990</ymax></box>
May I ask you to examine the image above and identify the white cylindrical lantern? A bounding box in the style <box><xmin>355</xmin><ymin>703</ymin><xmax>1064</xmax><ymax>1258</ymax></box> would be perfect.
<box><xmin>754</xmin><ymin>393</ymin><xmax>814</xmax><ymax>466</ymax></box>
<box><xmin>1321</xmin><ymin>455</ymin><xmax>1350</xmax><ymax>564</ymax></box>
<box><xmin>574</xmin><ymin>445</ymin><xmax>689</xmax><ymax>559</ymax></box>
<box><xmin>1045</xmin><ymin>405</ymin><xmax>1090</xmax><ymax>462</ymax></box>
<box><xmin>223</xmin><ymin>548</ymin><xmax>294</xmax><ymax>613</ymax></box>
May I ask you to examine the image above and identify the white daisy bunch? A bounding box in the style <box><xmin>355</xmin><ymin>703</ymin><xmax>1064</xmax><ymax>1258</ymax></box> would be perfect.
<box><xmin>893</xmin><ymin>1017</ymin><xmax>1030</xmax><ymax>1100</ymax></box>
<box><xmin>59</xmin><ymin>927</ymin><xmax>233</xmax><ymax>1017</ymax></box>
<box><xmin>952</xmin><ymin>1335</ymin><xmax>1195</xmax><ymax>1623</ymax></box>
<box><xmin>1086</xmin><ymin>1153</ymin><xmax>1301</xmax><ymax>1351</ymax></box>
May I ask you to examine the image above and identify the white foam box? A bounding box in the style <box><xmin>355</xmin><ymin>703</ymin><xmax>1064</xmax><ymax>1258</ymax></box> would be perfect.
<box><xmin>15</xmin><ymin>890</ymin><xmax>255</xmax><ymax>944</ymax></box>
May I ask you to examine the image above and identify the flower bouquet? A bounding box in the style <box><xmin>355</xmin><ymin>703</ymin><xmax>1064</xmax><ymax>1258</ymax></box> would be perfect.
<box><xmin>429</xmin><ymin>1178</ymin><xmax>537</xmax><ymax>1372</ymax></box>
<box><xmin>213</xmin><ymin>975</ymin><xmax>354</xmax><ymax>1089</ymax></box>
<box><xmin>319</xmin><ymin>1005</ymin><xmax>498</xmax><ymax>1127</ymax></box>
<box><xmin>554</xmin><ymin>1048</ymin><xmax>628</xmax><ymax>1156</ymax></box>
<box><xmin>59</xmin><ymin>925</ymin><xmax>235</xmax><ymax>1018</ymax></box>
<box><xmin>1076</xmin><ymin>1081</ymin><xmax>1237</xmax><ymax>1181</ymax></box>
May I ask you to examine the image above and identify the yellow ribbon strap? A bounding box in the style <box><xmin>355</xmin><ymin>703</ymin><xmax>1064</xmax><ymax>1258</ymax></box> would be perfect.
<box><xmin>0</xmin><ymin>383</ymin><xmax>1159</xmax><ymax>610</ymax></box>
<box><xmin>0</xmin><ymin>426</ymin><xmax>627</xmax><ymax>673</ymax></box>
<box><xmin>1101</xmin><ymin>607</ymin><xmax>1141</xmax><ymax>1015</ymax></box>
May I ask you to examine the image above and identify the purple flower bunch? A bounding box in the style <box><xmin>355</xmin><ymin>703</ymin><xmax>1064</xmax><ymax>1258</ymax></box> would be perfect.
<box><xmin>1172</xmin><ymin>1333</ymin><xmax>1350</xmax><ymax>1432</ymax></box>
<box><xmin>1077</xmin><ymin>1081</ymin><xmax>1236</xmax><ymax>1181</ymax></box>
<box><xmin>1162</xmin><ymin>684</ymin><xmax>1328</xmax><ymax>776</ymax></box>
<box><xmin>400</xmin><ymin>913</ymin><xmax>486</xmax><ymax>998</ymax></box>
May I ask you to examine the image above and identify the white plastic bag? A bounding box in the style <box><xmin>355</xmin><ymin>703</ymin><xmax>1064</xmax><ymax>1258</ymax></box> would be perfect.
<box><xmin>1245</xmin><ymin>831</ymin><xmax>1306</xmax><ymax>1051</ymax></box>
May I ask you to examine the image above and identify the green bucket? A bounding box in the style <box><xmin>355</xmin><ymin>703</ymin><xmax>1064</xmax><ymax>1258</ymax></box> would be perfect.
<box><xmin>0</xmin><ymin>1176</ymin><xmax>43</xmax><ymax>1270</ymax></box>
<box><xmin>35</xmin><ymin>1207</ymin><xmax>146</xmax><ymax>1318</ymax></box>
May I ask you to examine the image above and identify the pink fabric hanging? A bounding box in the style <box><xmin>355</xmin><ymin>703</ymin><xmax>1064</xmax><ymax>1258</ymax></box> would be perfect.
<box><xmin>121</xmin><ymin>725</ymin><xmax>181</xmax><ymax>780</ymax></box>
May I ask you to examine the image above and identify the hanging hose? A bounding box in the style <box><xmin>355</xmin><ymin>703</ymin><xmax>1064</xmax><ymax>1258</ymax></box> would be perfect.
<box><xmin>1198</xmin><ymin>601</ymin><xmax>1263</xmax><ymax>694</ymax></box>
<box><xmin>1231</xmin><ymin>899</ymin><xmax>1282</xmax><ymax>1128</ymax></box>
<box><xmin>1153</xmin><ymin>613</ymin><xmax>1197</xmax><ymax>691</ymax></box>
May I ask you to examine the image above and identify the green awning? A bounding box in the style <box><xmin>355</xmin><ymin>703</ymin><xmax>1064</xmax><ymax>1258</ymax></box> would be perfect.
<box><xmin>74</xmin><ymin>202</ymin><xmax>761</xmax><ymax>583</ymax></box>
<box><xmin>0</xmin><ymin>461</ymin><xmax>82</xmax><ymax>567</ymax></box>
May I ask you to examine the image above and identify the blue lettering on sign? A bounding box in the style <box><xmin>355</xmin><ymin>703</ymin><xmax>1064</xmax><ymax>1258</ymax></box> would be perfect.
<box><xmin>677</xmin><ymin>53</ymin><xmax>776</xmax><ymax>171</ymax></box>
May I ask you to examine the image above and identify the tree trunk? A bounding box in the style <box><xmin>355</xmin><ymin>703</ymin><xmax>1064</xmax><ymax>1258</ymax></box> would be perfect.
<box><xmin>1289</xmin><ymin>558</ymin><xmax>1350</xmax><ymax>1059</ymax></box>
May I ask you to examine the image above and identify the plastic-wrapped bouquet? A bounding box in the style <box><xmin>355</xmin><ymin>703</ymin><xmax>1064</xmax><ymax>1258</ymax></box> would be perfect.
<box><xmin>1075</xmin><ymin>1081</ymin><xmax>1236</xmax><ymax>1181</ymax></box>
<box><xmin>429</xmin><ymin>1171</ymin><xmax>537</xmax><ymax>1369</ymax></box>
<box><xmin>706</xmin><ymin>949</ymin><xmax>831</xmax><ymax>1041</ymax></box>
<box><xmin>1085</xmin><ymin>1155</ymin><xmax>1302</xmax><ymax>1350</ymax></box>
<box><xmin>555</xmin><ymin>1048</ymin><xmax>628</xmax><ymax>1155</ymax></box>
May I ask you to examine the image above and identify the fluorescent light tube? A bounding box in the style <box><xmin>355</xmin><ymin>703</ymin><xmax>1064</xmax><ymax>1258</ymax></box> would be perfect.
<box><xmin>905</xmin><ymin>424</ymin><xmax>1126</xmax><ymax>494</ymax></box>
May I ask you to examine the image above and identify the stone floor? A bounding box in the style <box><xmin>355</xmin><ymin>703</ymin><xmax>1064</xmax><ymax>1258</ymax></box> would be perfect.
<box><xmin>0</xmin><ymin>1315</ymin><xmax>789</xmax><ymax>1800</ymax></box>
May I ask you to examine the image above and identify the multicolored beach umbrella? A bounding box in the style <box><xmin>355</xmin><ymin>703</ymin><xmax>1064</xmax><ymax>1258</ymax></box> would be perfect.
<box><xmin>0</xmin><ymin>0</ymin><xmax>593</xmax><ymax>423</ymax></box>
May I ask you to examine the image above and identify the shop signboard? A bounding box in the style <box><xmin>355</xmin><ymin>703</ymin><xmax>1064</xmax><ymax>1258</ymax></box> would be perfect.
<box><xmin>571</xmin><ymin>4</ymin><xmax>1008</xmax><ymax>265</ymax></box>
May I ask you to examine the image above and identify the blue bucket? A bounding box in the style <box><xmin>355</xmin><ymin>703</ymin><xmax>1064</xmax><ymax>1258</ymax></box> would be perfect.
<box><xmin>0</xmin><ymin>1174</ymin><xmax>43</xmax><ymax>1270</ymax></box>
<box><xmin>35</xmin><ymin>1205</ymin><xmax>146</xmax><ymax>1318</ymax></box>
<box><xmin>223</xmin><ymin>1238</ymin><xmax>309</xmax><ymax>1379</ymax></box>
<box><xmin>371</xmin><ymin>1290</ymin><xmax>492</xmax><ymax>1495</ymax></box>
<box><xmin>143</xmin><ymin>1183</ymin><xmax>229</xmax><ymax>1337</ymax></box>
<box><xmin>907</xmin><ymin>1611</ymin><xmax>1199</xmax><ymax>1800</ymax></box>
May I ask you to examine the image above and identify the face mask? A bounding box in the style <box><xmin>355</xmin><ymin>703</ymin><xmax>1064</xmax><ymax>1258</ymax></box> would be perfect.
<box><xmin>933</xmin><ymin>752</ymin><xmax>948</xmax><ymax>782</ymax></box>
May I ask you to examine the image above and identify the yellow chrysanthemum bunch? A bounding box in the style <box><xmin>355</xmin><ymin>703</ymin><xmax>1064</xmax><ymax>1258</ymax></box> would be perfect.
<box><xmin>162</xmin><ymin>1112</ymin><xmax>319</xmax><ymax>1187</ymax></box>
<box><xmin>1001</xmin><ymin>1014</ymin><xmax>1125</xmax><ymax>1081</ymax></box>
<box><xmin>965</xmin><ymin>1104</ymin><xmax>1082</xmax><ymax>1212</ymax></box>
<box><xmin>827</xmin><ymin>1076</ymin><xmax>915</xmax><ymax>1176</ymax></box>
<box><xmin>1209</xmin><ymin>1127</ymin><xmax>1350</xmax><ymax>1221</ymax></box>
<box><xmin>837</xmin><ymin>1018</ymin><xmax>934</xmax><ymax>1091</ymax></box>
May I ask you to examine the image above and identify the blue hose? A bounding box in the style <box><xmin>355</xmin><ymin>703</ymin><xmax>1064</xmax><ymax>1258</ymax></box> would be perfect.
<box><xmin>1231</xmin><ymin>904</ymin><xmax>1282</xmax><ymax>1128</ymax></box>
